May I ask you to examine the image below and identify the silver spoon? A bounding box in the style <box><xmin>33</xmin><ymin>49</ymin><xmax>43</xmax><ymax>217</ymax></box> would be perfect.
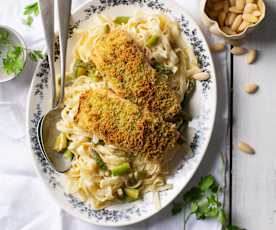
<box><xmin>37</xmin><ymin>0</ymin><xmax>72</xmax><ymax>173</ymax></box>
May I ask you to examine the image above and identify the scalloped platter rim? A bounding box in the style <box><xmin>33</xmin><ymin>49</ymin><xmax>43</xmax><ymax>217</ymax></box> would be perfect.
<box><xmin>26</xmin><ymin>0</ymin><xmax>217</xmax><ymax>227</ymax></box>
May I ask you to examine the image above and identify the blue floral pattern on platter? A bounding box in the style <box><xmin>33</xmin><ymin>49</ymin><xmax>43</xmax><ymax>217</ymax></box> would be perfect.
<box><xmin>27</xmin><ymin>0</ymin><xmax>216</xmax><ymax>226</ymax></box>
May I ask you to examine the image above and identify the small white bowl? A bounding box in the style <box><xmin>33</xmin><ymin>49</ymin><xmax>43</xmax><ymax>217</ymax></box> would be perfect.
<box><xmin>0</xmin><ymin>25</ymin><xmax>27</xmax><ymax>83</ymax></box>
<box><xmin>200</xmin><ymin>0</ymin><xmax>266</xmax><ymax>40</ymax></box>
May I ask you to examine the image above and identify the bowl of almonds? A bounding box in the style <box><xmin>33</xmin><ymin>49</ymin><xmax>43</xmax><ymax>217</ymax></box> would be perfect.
<box><xmin>200</xmin><ymin>0</ymin><xmax>266</xmax><ymax>39</ymax></box>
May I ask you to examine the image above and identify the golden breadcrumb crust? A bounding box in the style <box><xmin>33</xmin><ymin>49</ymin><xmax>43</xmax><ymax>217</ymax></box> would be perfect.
<box><xmin>74</xmin><ymin>89</ymin><xmax>177</xmax><ymax>160</ymax></box>
<box><xmin>91</xmin><ymin>29</ymin><xmax>180</xmax><ymax>120</ymax></box>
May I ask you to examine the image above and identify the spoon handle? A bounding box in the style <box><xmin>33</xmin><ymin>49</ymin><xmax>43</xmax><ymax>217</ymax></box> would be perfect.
<box><xmin>56</xmin><ymin>0</ymin><xmax>72</xmax><ymax>107</ymax></box>
<box><xmin>38</xmin><ymin>0</ymin><xmax>56</xmax><ymax>108</ymax></box>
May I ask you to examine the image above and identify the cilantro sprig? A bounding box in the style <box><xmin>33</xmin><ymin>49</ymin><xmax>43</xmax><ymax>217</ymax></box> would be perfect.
<box><xmin>23</xmin><ymin>2</ymin><xmax>39</xmax><ymax>26</ymax></box>
<box><xmin>172</xmin><ymin>175</ymin><xmax>245</xmax><ymax>230</ymax></box>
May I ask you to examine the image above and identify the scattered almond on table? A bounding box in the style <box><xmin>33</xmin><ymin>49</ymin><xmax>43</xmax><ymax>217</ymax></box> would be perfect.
<box><xmin>244</xmin><ymin>83</ymin><xmax>259</xmax><ymax>94</ymax></box>
<box><xmin>231</xmin><ymin>46</ymin><xmax>247</xmax><ymax>55</ymax></box>
<box><xmin>238</xmin><ymin>141</ymin><xmax>255</xmax><ymax>154</ymax></box>
<box><xmin>246</xmin><ymin>49</ymin><xmax>257</xmax><ymax>64</ymax></box>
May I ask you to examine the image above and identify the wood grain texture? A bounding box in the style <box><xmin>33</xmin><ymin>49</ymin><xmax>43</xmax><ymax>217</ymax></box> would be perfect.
<box><xmin>232</xmin><ymin>1</ymin><xmax>276</xmax><ymax>229</ymax></box>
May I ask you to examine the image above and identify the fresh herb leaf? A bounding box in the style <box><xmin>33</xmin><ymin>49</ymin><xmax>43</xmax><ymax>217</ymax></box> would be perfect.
<box><xmin>0</xmin><ymin>29</ymin><xmax>10</xmax><ymax>47</ymax></box>
<box><xmin>152</xmin><ymin>62</ymin><xmax>173</xmax><ymax>75</ymax></box>
<box><xmin>3</xmin><ymin>46</ymin><xmax>24</xmax><ymax>75</ymax></box>
<box><xmin>23</xmin><ymin>15</ymin><xmax>34</xmax><ymax>26</ymax></box>
<box><xmin>23</xmin><ymin>2</ymin><xmax>39</xmax><ymax>16</ymax></box>
<box><xmin>173</xmin><ymin>175</ymin><xmax>245</xmax><ymax>230</ymax></box>
<box><xmin>199</xmin><ymin>175</ymin><xmax>215</xmax><ymax>191</ymax></box>
<box><xmin>172</xmin><ymin>203</ymin><xmax>183</xmax><ymax>215</ymax></box>
<box><xmin>28</xmin><ymin>50</ymin><xmax>44</xmax><ymax>61</ymax></box>
<box><xmin>183</xmin><ymin>187</ymin><xmax>202</xmax><ymax>202</ymax></box>
<box><xmin>225</xmin><ymin>225</ymin><xmax>246</xmax><ymax>230</ymax></box>
<box><xmin>23</xmin><ymin>2</ymin><xmax>39</xmax><ymax>26</ymax></box>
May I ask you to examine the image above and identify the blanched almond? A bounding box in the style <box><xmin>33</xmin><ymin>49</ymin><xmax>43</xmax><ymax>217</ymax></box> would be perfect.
<box><xmin>246</xmin><ymin>49</ymin><xmax>257</xmax><ymax>64</ymax></box>
<box><xmin>236</xmin><ymin>0</ymin><xmax>245</xmax><ymax>10</ymax></box>
<box><xmin>218</xmin><ymin>12</ymin><xmax>227</xmax><ymax>26</ymax></box>
<box><xmin>229</xmin><ymin>0</ymin><xmax>236</xmax><ymax>6</ymax></box>
<box><xmin>243</xmin><ymin>83</ymin><xmax>258</xmax><ymax>93</ymax></box>
<box><xmin>192</xmin><ymin>72</ymin><xmax>210</xmax><ymax>81</ymax></box>
<box><xmin>224</xmin><ymin>1</ymin><xmax>230</xmax><ymax>11</ymax></box>
<box><xmin>228</xmin><ymin>13</ymin><xmax>237</xmax><ymax>25</ymax></box>
<box><xmin>244</xmin><ymin>3</ymin><xmax>258</xmax><ymax>13</ymax></box>
<box><xmin>242</xmin><ymin>13</ymin><xmax>259</xmax><ymax>23</ymax></box>
<box><xmin>238</xmin><ymin>141</ymin><xmax>255</xmax><ymax>154</ymax></box>
<box><xmin>238</xmin><ymin>20</ymin><xmax>249</xmax><ymax>32</ymax></box>
<box><xmin>252</xmin><ymin>10</ymin><xmax>262</xmax><ymax>17</ymax></box>
<box><xmin>210</xmin><ymin>42</ymin><xmax>226</xmax><ymax>52</ymax></box>
<box><xmin>231</xmin><ymin>46</ymin><xmax>247</xmax><ymax>55</ymax></box>
<box><xmin>223</xmin><ymin>26</ymin><xmax>236</xmax><ymax>35</ymax></box>
<box><xmin>214</xmin><ymin>1</ymin><xmax>225</xmax><ymax>11</ymax></box>
<box><xmin>225</xmin><ymin>13</ymin><xmax>232</xmax><ymax>26</ymax></box>
<box><xmin>229</xmin><ymin>6</ymin><xmax>243</xmax><ymax>13</ymax></box>
<box><xmin>231</xmin><ymin>15</ymin><xmax>243</xmax><ymax>31</ymax></box>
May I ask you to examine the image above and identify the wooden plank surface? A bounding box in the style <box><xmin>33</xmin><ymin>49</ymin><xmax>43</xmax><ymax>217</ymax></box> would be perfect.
<box><xmin>232</xmin><ymin>1</ymin><xmax>276</xmax><ymax>229</ymax></box>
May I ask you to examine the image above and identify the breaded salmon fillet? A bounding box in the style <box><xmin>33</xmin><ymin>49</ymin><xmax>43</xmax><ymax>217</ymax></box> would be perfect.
<box><xmin>91</xmin><ymin>29</ymin><xmax>180</xmax><ymax>120</ymax></box>
<box><xmin>74</xmin><ymin>89</ymin><xmax>177</xmax><ymax>160</ymax></box>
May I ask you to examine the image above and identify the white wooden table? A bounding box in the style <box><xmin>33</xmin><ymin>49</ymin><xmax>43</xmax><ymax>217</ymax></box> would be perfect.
<box><xmin>0</xmin><ymin>0</ymin><xmax>275</xmax><ymax>230</ymax></box>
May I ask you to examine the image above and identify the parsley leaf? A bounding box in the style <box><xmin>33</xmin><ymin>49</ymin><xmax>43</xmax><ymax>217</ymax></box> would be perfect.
<box><xmin>23</xmin><ymin>2</ymin><xmax>39</xmax><ymax>16</ymax></box>
<box><xmin>23</xmin><ymin>2</ymin><xmax>39</xmax><ymax>26</ymax></box>
<box><xmin>28</xmin><ymin>50</ymin><xmax>44</xmax><ymax>62</ymax></box>
<box><xmin>199</xmin><ymin>175</ymin><xmax>215</xmax><ymax>191</ymax></box>
<box><xmin>172</xmin><ymin>175</ymin><xmax>245</xmax><ymax>230</ymax></box>
<box><xmin>0</xmin><ymin>29</ymin><xmax>10</xmax><ymax>47</ymax></box>
<box><xmin>23</xmin><ymin>16</ymin><xmax>34</xmax><ymax>27</ymax></box>
<box><xmin>172</xmin><ymin>203</ymin><xmax>183</xmax><ymax>215</ymax></box>
<box><xmin>3</xmin><ymin>46</ymin><xmax>24</xmax><ymax>75</ymax></box>
<box><xmin>225</xmin><ymin>225</ymin><xmax>246</xmax><ymax>230</ymax></box>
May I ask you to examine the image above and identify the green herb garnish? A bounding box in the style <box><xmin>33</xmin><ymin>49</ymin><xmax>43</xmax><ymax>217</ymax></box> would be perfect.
<box><xmin>23</xmin><ymin>2</ymin><xmax>39</xmax><ymax>27</ymax></box>
<box><xmin>0</xmin><ymin>29</ymin><xmax>43</xmax><ymax>76</ymax></box>
<box><xmin>0</xmin><ymin>29</ymin><xmax>10</xmax><ymax>47</ymax></box>
<box><xmin>3</xmin><ymin>46</ymin><xmax>24</xmax><ymax>75</ymax></box>
<box><xmin>172</xmin><ymin>175</ymin><xmax>245</xmax><ymax>230</ymax></box>
<box><xmin>28</xmin><ymin>50</ymin><xmax>44</xmax><ymax>62</ymax></box>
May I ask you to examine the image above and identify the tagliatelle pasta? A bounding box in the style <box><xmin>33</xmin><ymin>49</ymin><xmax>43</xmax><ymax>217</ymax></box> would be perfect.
<box><xmin>54</xmin><ymin>12</ymin><xmax>199</xmax><ymax>209</ymax></box>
